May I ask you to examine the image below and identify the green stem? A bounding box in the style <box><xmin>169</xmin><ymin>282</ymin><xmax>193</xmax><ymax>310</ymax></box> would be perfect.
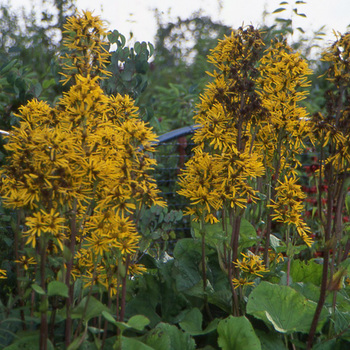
<box><xmin>229</xmin><ymin>209</ymin><xmax>241</xmax><ymax>316</ymax></box>
<box><xmin>14</xmin><ymin>210</ymin><xmax>26</xmax><ymax>330</ymax></box>
<box><xmin>65</xmin><ymin>200</ymin><xmax>77</xmax><ymax>348</ymax></box>
<box><xmin>74</xmin><ymin>261</ymin><xmax>98</xmax><ymax>339</ymax></box>
<box><xmin>101</xmin><ymin>283</ymin><xmax>113</xmax><ymax>349</ymax></box>
<box><xmin>200</xmin><ymin>216</ymin><xmax>212</xmax><ymax>320</ymax></box>
<box><xmin>39</xmin><ymin>236</ymin><xmax>48</xmax><ymax>350</ymax></box>
<box><xmin>307</xmin><ymin>176</ymin><xmax>333</xmax><ymax>349</ymax></box>
<box><xmin>119</xmin><ymin>255</ymin><xmax>130</xmax><ymax>323</ymax></box>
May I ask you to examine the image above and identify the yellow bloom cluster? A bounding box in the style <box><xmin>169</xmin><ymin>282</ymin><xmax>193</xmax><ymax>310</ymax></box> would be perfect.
<box><xmin>232</xmin><ymin>252</ymin><xmax>269</xmax><ymax>289</ymax></box>
<box><xmin>178</xmin><ymin>151</ymin><xmax>223</xmax><ymax>223</ymax></box>
<box><xmin>313</xmin><ymin>32</ymin><xmax>350</xmax><ymax>173</ymax></box>
<box><xmin>322</xmin><ymin>31</ymin><xmax>350</xmax><ymax>86</ymax></box>
<box><xmin>256</xmin><ymin>40</ymin><xmax>313</xmax><ymax>170</ymax></box>
<box><xmin>0</xmin><ymin>11</ymin><xmax>164</xmax><ymax>293</ymax></box>
<box><xmin>179</xmin><ymin>26</ymin><xmax>266</xmax><ymax>220</ymax></box>
<box><xmin>61</xmin><ymin>10</ymin><xmax>112</xmax><ymax>84</ymax></box>
<box><xmin>268</xmin><ymin>176</ymin><xmax>313</xmax><ymax>247</ymax></box>
<box><xmin>194</xmin><ymin>26</ymin><xmax>266</xmax><ymax>151</ymax></box>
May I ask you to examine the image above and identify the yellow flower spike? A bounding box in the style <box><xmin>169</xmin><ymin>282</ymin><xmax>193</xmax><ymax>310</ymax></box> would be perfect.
<box><xmin>269</xmin><ymin>176</ymin><xmax>313</xmax><ymax>247</ymax></box>
<box><xmin>1</xmin><ymin>12</ymin><xmax>166</xmax><ymax>288</ymax></box>
<box><xmin>61</xmin><ymin>10</ymin><xmax>112</xmax><ymax>84</ymax></box>
<box><xmin>256</xmin><ymin>39</ymin><xmax>313</xmax><ymax>171</ymax></box>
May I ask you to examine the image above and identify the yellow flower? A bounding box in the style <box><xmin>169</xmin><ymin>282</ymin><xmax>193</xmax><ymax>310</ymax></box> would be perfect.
<box><xmin>268</xmin><ymin>176</ymin><xmax>313</xmax><ymax>247</ymax></box>
<box><xmin>234</xmin><ymin>252</ymin><xmax>269</xmax><ymax>278</ymax></box>
<box><xmin>178</xmin><ymin>151</ymin><xmax>223</xmax><ymax>220</ymax></box>
<box><xmin>15</xmin><ymin>255</ymin><xmax>37</xmax><ymax>270</ymax></box>
<box><xmin>61</xmin><ymin>10</ymin><xmax>112</xmax><ymax>84</ymax></box>
<box><xmin>128</xmin><ymin>263</ymin><xmax>147</xmax><ymax>276</ymax></box>
<box><xmin>256</xmin><ymin>39</ymin><xmax>313</xmax><ymax>170</ymax></box>
<box><xmin>0</xmin><ymin>269</ymin><xmax>6</xmax><ymax>279</ymax></box>
<box><xmin>0</xmin><ymin>11</ymin><xmax>162</xmax><ymax>291</ymax></box>
<box><xmin>232</xmin><ymin>277</ymin><xmax>254</xmax><ymax>289</ymax></box>
<box><xmin>85</xmin><ymin>232</ymin><xmax>110</xmax><ymax>257</ymax></box>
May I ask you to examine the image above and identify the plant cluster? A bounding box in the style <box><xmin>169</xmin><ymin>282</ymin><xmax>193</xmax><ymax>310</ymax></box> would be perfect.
<box><xmin>0</xmin><ymin>10</ymin><xmax>164</xmax><ymax>349</ymax></box>
<box><xmin>0</xmin><ymin>7</ymin><xmax>350</xmax><ymax>350</ymax></box>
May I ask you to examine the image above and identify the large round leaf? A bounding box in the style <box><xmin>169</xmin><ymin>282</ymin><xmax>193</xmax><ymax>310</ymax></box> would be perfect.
<box><xmin>247</xmin><ymin>281</ymin><xmax>328</xmax><ymax>334</ymax></box>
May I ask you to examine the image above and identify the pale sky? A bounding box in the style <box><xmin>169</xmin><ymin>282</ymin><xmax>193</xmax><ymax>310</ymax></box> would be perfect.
<box><xmin>77</xmin><ymin>0</ymin><xmax>350</xmax><ymax>47</ymax></box>
<box><xmin>9</xmin><ymin>0</ymin><xmax>350</xmax><ymax>49</ymax></box>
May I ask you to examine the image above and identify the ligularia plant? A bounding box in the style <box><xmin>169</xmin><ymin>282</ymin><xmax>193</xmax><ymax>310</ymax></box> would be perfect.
<box><xmin>178</xmin><ymin>27</ymin><xmax>314</xmax><ymax>316</ymax></box>
<box><xmin>0</xmin><ymin>11</ymin><xmax>164</xmax><ymax>349</ymax></box>
<box><xmin>178</xmin><ymin>26</ymin><xmax>269</xmax><ymax>315</ymax></box>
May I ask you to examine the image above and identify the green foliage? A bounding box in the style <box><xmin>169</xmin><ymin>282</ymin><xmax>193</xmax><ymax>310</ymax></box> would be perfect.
<box><xmin>138</xmin><ymin>205</ymin><xmax>183</xmax><ymax>255</ymax></box>
<box><xmin>2</xmin><ymin>332</ymin><xmax>54</xmax><ymax>350</ymax></box>
<box><xmin>102</xmin><ymin>30</ymin><xmax>154</xmax><ymax>100</ymax></box>
<box><xmin>140</xmin><ymin>15</ymin><xmax>232</xmax><ymax>132</ymax></box>
<box><xmin>247</xmin><ymin>281</ymin><xmax>328</xmax><ymax>333</ymax></box>
<box><xmin>179</xmin><ymin>308</ymin><xmax>219</xmax><ymax>336</ymax></box>
<box><xmin>144</xmin><ymin>322</ymin><xmax>196</xmax><ymax>350</ymax></box>
<box><xmin>290</xmin><ymin>259</ymin><xmax>323</xmax><ymax>285</ymax></box>
<box><xmin>217</xmin><ymin>316</ymin><xmax>261</xmax><ymax>350</ymax></box>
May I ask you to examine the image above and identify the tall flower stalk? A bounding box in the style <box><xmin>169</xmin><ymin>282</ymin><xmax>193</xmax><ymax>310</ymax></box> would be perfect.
<box><xmin>307</xmin><ymin>31</ymin><xmax>350</xmax><ymax>349</ymax></box>
<box><xmin>256</xmin><ymin>39</ymin><xmax>314</xmax><ymax>269</ymax></box>
<box><xmin>178</xmin><ymin>26</ymin><xmax>267</xmax><ymax>315</ymax></box>
<box><xmin>0</xmin><ymin>11</ymin><xmax>164</xmax><ymax>348</ymax></box>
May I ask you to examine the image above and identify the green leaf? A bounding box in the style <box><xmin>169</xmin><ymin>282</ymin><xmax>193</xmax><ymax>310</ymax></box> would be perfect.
<box><xmin>145</xmin><ymin>323</ymin><xmax>195</xmax><ymax>350</ymax></box>
<box><xmin>108</xmin><ymin>29</ymin><xmax>120</xmax><ymax>43</ymax></box>
<box><xmin>247</xmin><ymin>282</ymin><xmax>328</xmax><ymax>333</ymax></box>
<box><xmin>31</xmin><ymin>283</ymin><xmax>45</xmax><ymax>295</ymax></box>
<box><xmin>66</xmin><ymin>332</ymin><xmax>87</xmax><ymax>350</ymax></box>
<box><xmin>119</xmin><ymin>34</ymin><xmax>126</xmax><ymax>47</ymax></box>
<box><xmin>71</xmin><ymin>296</ymin><xmax>110</xmax><ymax>323</ymax></box>
<box><xmin>270</xmin><ymin>234</ymin><xmax>281</xmax><ymax>250</ymax></box>
<box><xmin>134</xmin><ymin>42</ymin><xmax>141</xmax><ymax>55</ymax></box>
<box><xmin>120</xmin><ymin>337</ymin><xmax>154</xmax><ymax>350</ymax></box>
<box><xmin>42</xmin><ymin>78</ymin><xmax>55</xmax><ymax>89</ymax></box>
<box><xmin>173</xmin><ymin>238</ymin><xmax>202</xmax><ymax>292</ymax></box>
<box><xmin>0</xmin><ymin>59</ymin><xmax>18</xmax><ymax>74</ymax></box>
<box><xmin>127</xmin><ymin>315</ymin><xmax>150</xmax><ymax>331</ymax></box>
<box><xmin>217</xmin><ymin>316</ymin><xmax>261</xmax><ymax>350</ymax></box>
<box><xmin>33</xmin><ymin>83</ymin><xmax>42</xmax><ymax>97</ymax></box>
<box><xmin>333</xmin><ymin>308</ymin><xmax>350</xmax><ymax>334</ymax></box>
<box><xmin>273</xmin><ymin>8</ymin><xmax>287</xmax><ymax>13</ymax></box>
<box><xmin>102</xmin><ymin>312</ymin><xmax>150</xmax><ymax>332</ymax></box>
<box><xmin>102</xmin><ymin>310</ymin><xmax>119</xmax><ymax>326</ymax></box>
<box><xmin>239</xmin><ymin>218</ymin><xmax>258</xmax><ymax>249</ymax></box>
<box><xmin>312</xmin><ymin>339</ymin><xmax>337</xmax><ymax>350</ymax></box>
<box><xmin>3</xmin><ymin>332</ymin><xmax>54</xmax><ymax>350</ymax></box>
<box><xmin>145</xmin><ymin>327</ymin><xmax>171</xmax><ymax>350</ymax></box>
<box><xmin>192</xmin><ymin>220</ymin><xmax>226</xmax><ymax>247</ymax></box>
<box><xmin>179</xmin><ymin>308</ymin><xmax>219</xmax><ymax>336</ymax></box>
<box><xmin>148</xmin><ymin>42</ymin><xmax>154</xmax><ymax>57</ymax></box>
<box><xmin>255</xmin><ymin>330</ymin><xmax>286</xmax><ymax>350</ymax></box>
<box><xmin>47</xmin><ymin>281</ymin><xmax>69</xmax><ymax>298</ymax></box>
<box><xmin>345</xmin><ymin>194</ymin><xmax>350</xmax><ymax>214</ymax></box>
<box><xmin>290</xmin><ymin>259</ymin><xmax>322</xmax><ymax>286</ymax></box>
